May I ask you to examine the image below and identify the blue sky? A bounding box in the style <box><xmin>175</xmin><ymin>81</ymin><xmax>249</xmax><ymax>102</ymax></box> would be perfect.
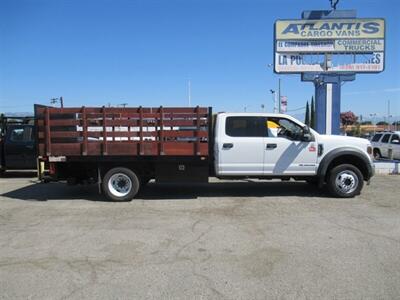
<box><xmin>1</xmin><ymin>0</ymin><xmax>399</xmax><ymax>120</ymax></box>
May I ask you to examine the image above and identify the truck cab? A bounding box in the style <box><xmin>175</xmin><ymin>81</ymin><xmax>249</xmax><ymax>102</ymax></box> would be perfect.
<box><xmin>0</xmin><ymin>116</ymin><xmax>37</xmax><ymax>173</ymax></box>
<box><xmin>214</xmin><ymin>113</ymin><xmax>374</xmax><ymax>197</ymax></box>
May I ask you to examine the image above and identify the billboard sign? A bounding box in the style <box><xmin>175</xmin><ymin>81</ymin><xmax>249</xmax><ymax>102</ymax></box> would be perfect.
<box><xmin>275</xmin><ymin>52</ymin><xmax>384</xmax><ymax>73</ymax></box>
<box><xmin>275</xmin><ymin>19</ymin><xmax>385</xmax><ymax>40</ymax></box>
<box><xmin>274</xmin><ymin>18</ymin><xmax>385</xmax><ymax>73</ymax></box>
<box><xmin>276</xmin><ymin>39</ymin><xmax>384</xmax><ymax>53</ymax></box>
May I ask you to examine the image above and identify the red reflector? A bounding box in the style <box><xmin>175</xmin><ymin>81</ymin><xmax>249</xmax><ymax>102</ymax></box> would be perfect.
<box><xmin>49</xmin><ymin>162</ymin><xmax>56</xmax><ymax>175</ymax></box>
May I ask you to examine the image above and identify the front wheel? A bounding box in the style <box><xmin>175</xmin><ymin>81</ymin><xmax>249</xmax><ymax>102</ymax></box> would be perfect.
<box><xmin>327</xmin><ymin>164</ymin><xmax>364</xmax><ymax>198</ymax></box>
<box><xmin>102</xmin><ymin>167</ymin><xmax>140</xmax><ymax>201</ymax></box>
<box><xmin>373</xmin><ymin>149</ymin><xmax>382</xmax><ymax>160</ymax></box>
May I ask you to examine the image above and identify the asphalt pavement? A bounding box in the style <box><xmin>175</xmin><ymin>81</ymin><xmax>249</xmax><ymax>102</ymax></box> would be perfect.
<box><xmin>1</xmin><ymin>175</ymin><xmax>399</xmax><ymax>299</ymax></box>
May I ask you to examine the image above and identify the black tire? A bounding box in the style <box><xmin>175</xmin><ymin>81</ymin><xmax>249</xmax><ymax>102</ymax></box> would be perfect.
<box><xmin>373</xmin><ymin>149</ymin><xmax>382</xmax><ymax>159</ymax></box>
<box><xmin>102</xmin><ymin>167</ymin><xmax>140</xmax><ymax>201</ymax></box>
<box><xmin>327</xmin><ymin>164</ymin><xmax>364</xmax><ymax>198</ymax></box>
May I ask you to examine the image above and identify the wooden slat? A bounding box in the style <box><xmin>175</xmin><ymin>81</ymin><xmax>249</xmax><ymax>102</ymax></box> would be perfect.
<box><xmin>38</xmin><ymin>130</ymin><xmax>206</xmax><ymax>139</ymax></box>
<box><xmin>39</xmin><ymin>131</ymin><xmax>81</xmax><ymax>138</ymax></box>
<box><xmin>37</xmin><ymin>119</ymin><xmax>80</xmax><ymax>126</ymax></box>
<box><xmin>102</xmin><ymin>106</ymin><xmax>108</xmax><ymax>155</ymax></box>
<box><xmin>162</xmin><ymin>130</ymin><xmax>208</xmax><ymax>138</ymax></box>
<box><xmin>37</xmin><ymin>118</ymin><xmax>207</xmax><ymax>127</ymax></box>
<box><xmin>35</xmin><ymin>106</ymin><xmax>209</xmax><ymax>115</ymax></box>
<box><xmin>159</xmin><ymin>106</ymin><xmax>164</xmax><ymax>155</ymax></box>
<box><xmin>196</xmin><ymin>106</ymin><xmax>201</xmax><ymax>155</ymax></box>
<box><xmin>82</xmin><ymin>107</ymin><xmax>88</xmax><ymax>155</ymax></box>
<box><xmin>45</xmin><ymin>107</ymin><xmax>51</xmax><ymax>155</ymax></box>
<box><xmin>139</xmin><ymin>106</ymin><xmax>144</xmax><ymax>155</ymax></box>
<box><xmin>162</xmin><ymin>120</ymin><xmax>207</xmax><ymax>127</ymax></box>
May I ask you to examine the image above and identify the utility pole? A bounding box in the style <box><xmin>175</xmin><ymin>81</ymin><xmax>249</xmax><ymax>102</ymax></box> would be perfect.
<box><xmin>50</xmin><ymin>97</ymin><xmax>64</xmax><ymax>108</ymax></box>
<box><xmin>387</xmin><ymin>99</ymin><xmax>391</xmax><ymax>130</ymax></box>
<box><xmin>266</xmin><ymin>64</ymin><xmax>282</xmax><ymax>113</ymax></box>
<box><xmin>270</xmin><ymin>89</ymin><xmax>278</xmax><ymax>113</ymax></box>
<box><xmin>278</xmin><ymin>78</ymin><xmax>281</xmax><ymax>113</ymax></box>
<box><xmin>370</xmin><ymin>113</ymin><xmax>377</xmax><ymax>135</ymax></box>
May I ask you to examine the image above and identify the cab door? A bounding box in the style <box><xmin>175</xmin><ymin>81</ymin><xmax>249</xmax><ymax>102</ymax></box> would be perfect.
<box><xmin>263</xmin><ymin>117</ymin><xmax>318</xmax><ymax>175</ymax></box>
<box><xmin>389</xmin><ymin>134</ymin><xmax>400</xmax><ymax>160</ymax></box>
<box><xmin>217</xmin><ymin>116</ymin><xmax>265</xmax><ymax>175</ymax></box>
<box><xmin>4</xmin><ymin>125</ymin><xmax>36</xmax><ymax>169</ymax></box>
<box><xmin>380</xmin><ymin>133</ymin><xmax>391</xmax><ymax>157</ymax></box>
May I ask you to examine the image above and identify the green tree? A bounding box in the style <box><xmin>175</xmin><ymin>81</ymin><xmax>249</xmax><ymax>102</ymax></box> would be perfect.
<box><xmin>310</xmin><ymin>96</ymin><xmax>315</xmax><ymax>129</ymax></box>
<box><xmin>360</xmin><ymin>121</ymin><xmax>372</xmax><ymax>125</ymax></box>
<box><xmin>376</xmin><ymin>121</ymin><xmax>388</xmax><ymax>126</ymax></box>
<box><xmin>304</xmin><ymin>101</ymin><xmax>310</xmax><ymax>126</ymax></box>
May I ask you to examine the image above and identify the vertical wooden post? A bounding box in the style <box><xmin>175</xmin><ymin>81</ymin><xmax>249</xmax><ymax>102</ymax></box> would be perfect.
<box><xmin>139</xmin><ymin>106</ymin><xmax>144</xmax><ymax>155</ymax></box>
<box><xmin>45</xmin><ymin>107</ymin><xmax>51</xmax><ymax>155</ymax></box>
<box><xmin>82</xmin><ymin>106</ymin><xmax>88</xmax><ymax>155</ymax></box>
<box><xmin>102</xmin><ymin>106</ymin><xmax>108</xmax><ymax>155</ymax></box>
<box><xmin>159</xmin><ymin>106</ymin><xmax>164</xmax><ymax>155</ymax></box>
<box><xmin>196</xmin><ymin>106</ymin><xmax>200</xmax><ymax>155</ymax></box>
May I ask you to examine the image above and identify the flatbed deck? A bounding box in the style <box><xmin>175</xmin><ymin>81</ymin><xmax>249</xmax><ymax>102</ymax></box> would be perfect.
<box><xmin>35</xmin><ymin>106</ymin><xmax>211</xmax><ymax>157</ymax></box>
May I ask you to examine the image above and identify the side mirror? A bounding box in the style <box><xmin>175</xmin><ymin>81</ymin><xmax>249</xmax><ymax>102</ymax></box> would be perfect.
<box><xmin>392</xmin><ymin>139</ymin><xmax>400</xmax><ymax>145</ymax></box>
<box><xmin>303</xmin><ymin>125</ymin><xmax>310</xmax><ymax>134</ymax></box>
<box><xmin>302</xmin><ymin>126</ymin><xmax>313</xmax><ymax>142</ymax></box>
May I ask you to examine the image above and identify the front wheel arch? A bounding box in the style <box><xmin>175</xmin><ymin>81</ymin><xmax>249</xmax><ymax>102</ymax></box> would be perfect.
<box><xmin>318</xmin><ymin>150</ymin><xmax>372</xmax><ymax>184</ymax></box>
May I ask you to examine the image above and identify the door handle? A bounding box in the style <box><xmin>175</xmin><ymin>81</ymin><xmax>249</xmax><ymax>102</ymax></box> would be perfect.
<box><xmin>266</xmin><ymin>143</ymin><xmax>277</xmax><ymax>150</ymax></box>
<box><xmin>223</xmin><ymin>143</ymin><xmax>234</xmax><ymax>149</ymax></box>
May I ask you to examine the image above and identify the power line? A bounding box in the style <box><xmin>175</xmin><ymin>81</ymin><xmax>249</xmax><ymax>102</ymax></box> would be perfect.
<box><xmin>287</xmin><ymin>106</ymin><xmax>306</xmax><ymax>112</ymax></box>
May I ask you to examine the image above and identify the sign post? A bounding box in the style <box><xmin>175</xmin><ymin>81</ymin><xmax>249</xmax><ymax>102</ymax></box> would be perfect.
<box><xmin>274</xmin><ymin>10</ymin><xmax>385</xmax><ymax>135</ymax></box>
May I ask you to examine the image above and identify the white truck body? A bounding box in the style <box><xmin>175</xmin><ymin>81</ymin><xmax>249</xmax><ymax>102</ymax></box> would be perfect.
<box><xmin>214</xmin><ymin>113</ymin><xmax>374</xmax><ymax>190</ymax></box>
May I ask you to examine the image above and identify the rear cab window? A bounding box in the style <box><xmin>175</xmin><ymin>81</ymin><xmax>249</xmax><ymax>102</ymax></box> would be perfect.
<box><xmin>225</xmin><ymin>117</ymin><xmax>266</xmax><ymax>137</ymax></box>
<box><xmin>8</xmin><ymin>126</ymin><xmax>34</xmax><ymax>143</ymax></box>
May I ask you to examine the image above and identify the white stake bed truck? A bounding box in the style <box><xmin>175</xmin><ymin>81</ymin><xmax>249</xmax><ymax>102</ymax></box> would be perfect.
<box><xmin>35</xmin><ymin>105</ymin><xmax>374</xmax><ymax>201</ymax></box>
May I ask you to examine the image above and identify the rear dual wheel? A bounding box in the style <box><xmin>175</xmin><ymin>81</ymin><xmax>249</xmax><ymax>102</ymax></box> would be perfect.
<box><xmin>102</xmin><ymin>167</ymin><xmax>140</xmax><ymax>201</ymax></box>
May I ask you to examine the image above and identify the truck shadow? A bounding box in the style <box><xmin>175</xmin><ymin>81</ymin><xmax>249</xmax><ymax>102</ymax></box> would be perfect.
<box><xmin>0</xmin><ymin>171</ymin><xmax>37</xmax><ymax>178</ymax></box>
<box><xmin>1</xmin><ymin>180</ymin><xmax>328</xmax><ymax>201</ymax></box>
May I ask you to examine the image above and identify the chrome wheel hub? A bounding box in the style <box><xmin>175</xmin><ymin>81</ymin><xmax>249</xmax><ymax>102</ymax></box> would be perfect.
<box><xmin>108</xmin><ymin>173</ymin><xmax>132</xmax><ymax>197</ymax></box>
<box><xmin>335</xmin><ymin>170</ymin><xmax>358</xmax><ymax>194</ymax></box>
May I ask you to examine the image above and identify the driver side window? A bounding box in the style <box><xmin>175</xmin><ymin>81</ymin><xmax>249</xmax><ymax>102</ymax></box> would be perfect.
<box><xmin>267</xmin><ymin>117</ymin><xmax>304</xmax><ymax>141</ymax></box>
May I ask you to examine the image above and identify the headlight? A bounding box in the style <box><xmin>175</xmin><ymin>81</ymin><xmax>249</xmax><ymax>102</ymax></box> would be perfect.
<box><xmin>367</xmin><ymin>146</ymin><xmax>373</xmax><ymax>155</ymax></box>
